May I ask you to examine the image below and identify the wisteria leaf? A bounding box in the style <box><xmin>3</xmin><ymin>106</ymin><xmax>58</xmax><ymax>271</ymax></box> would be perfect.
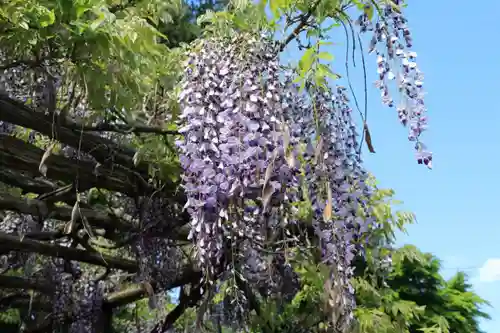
<box><xmin>38</xmin><ymin>142</ymin><xmax>56</xmax><ymax>177</ymax></box>
<box><xmin>323</xmin><ymin>183</ymin><xmax>333</xmax><ymax>220</ymax></box>
<box><xmin>317</xmin><ymin>52</ymin><xmax>334</xmax><ymax>61</ymax></box>
<box><xmin>364</xmin><ymin>3</ymin><xmax>375</xmax><ymax>20</ymax></box>
<box><xmin>262</xmin><ymin>184</ymin><xmax>275</xmax><ymax>212</ymax></box>
<box><xmin>263</xmin><ymin>161</ymin><xmax>274</xmax><ymax>190</ymax></box>
<box><xmin>64</xmin><ymin>200</ymin><xmax>80</xmax><ymax>235</ymax></box>
<box><xmin>143</xmin><ymin>282</ymin><xmax>157</xmax><ymax>309</ymax></box>
<box><xmin>299</xmin><ymin>47</ymin><xmax>316</xmax><ymax>74</ymax></box>
<box><xmin>364</xmin><ymin>122</ymin><xmax>376</xmax><ymax>153</ymax></box>
<box><xmin>282</xmin><ymin>124</ymin><xmax>290</xmax><ymax>151</ymax></box>
<box><xmin>313</xmin><ymin>137</ymin><xmax>324</xmax><ymax>164</ymax></box>
<box><xmin>286</xmin><ymin>151</ymin><xmax>296</xmax><ymax>168</ymax></box>
<box><xmin>81</xmin><ymin>216</ymin><xmax>96</xmax><ymax>239</ymax></box>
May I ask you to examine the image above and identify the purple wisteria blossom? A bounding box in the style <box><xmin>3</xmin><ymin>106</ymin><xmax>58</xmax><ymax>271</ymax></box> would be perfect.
<box><xmin>357</xmin><ymin>3</ymin><xmax>432</xmax><ymax>168</ymax></box>
<box><xmin>177</xmin><ymin>35</ymin><xmax>375</xmax><ymax>328</ymax></box>
<box><xmin>177</xmin><ymin>35</ymin><xmax>302</xmax><ymax>276</ymax></box>
<box><xmin>177</xmin><ymin>13</ymin><xmax>430</xmax><ymax>326</ymax></box>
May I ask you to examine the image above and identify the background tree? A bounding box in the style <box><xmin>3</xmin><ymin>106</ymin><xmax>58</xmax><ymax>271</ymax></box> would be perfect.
<box><xmin>385</xmin><ymin>246</ymin><xmax>490</xmax><ymax>333</ymax></box>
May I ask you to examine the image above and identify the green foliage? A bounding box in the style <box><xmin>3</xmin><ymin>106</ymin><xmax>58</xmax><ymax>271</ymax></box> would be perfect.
<box><xmin>250</xmin><ymin>250</ymin><xmax>331</xmax><ymax>332</ymax></box>
<box><xmin>293</xmin><ymin>40</ymin><xmax>339</xmax><ymax>91</ymax></box>
<box><xmin>387</xmin><ymin>247</ymin><xmax>490</xmax><ymax>333</ymax></box>
<box><xmin>0</xmin><ymin>0</ymin><xmax>193</xmax><ymax>182</ymax></box>
<box><xmin>238</xmin><ymin>184</ymin><xmax>490</xmax><ymax>333</ymax></box>
<box><xmin>1</xmin><ymin>0</ymin><xmax>174</xmax><ymax>109</ymax></box>
<box><xmin>0</xmin><ymin>1</ymin><xmax>227</xmax><ymax>330</ymax></box>
<box><xmin>351</xmin><ymin>243</ymin><xmax>490</xmax><ymax>333</ymax></box>
<box><xmin>0</xmin><ymin>308</ymin><xmax>20</xmax><ymax>326</ymax></box>
<box><xmin>241</xmin><ymin>184</ymin><xmax>418</xmax><ymax>333</ymax></box>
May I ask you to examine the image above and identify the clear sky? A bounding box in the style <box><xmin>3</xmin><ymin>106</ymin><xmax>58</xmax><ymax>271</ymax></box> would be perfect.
<box><xmin>317</xmin><ymin>1</ymin><xmax>499</xmax><ymax>331</ymax></box>
<box><xmin>282</xmin><ymin>0</ymin><xmax>500</xmax><ymax>331</ymax></box>
<box><xmin>364</xmin><ymin>2</ymin><xmax>500</xmax><ymax>331</ymax></box>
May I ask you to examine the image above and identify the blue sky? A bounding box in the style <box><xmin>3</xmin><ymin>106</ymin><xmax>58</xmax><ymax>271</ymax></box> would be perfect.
<box><xmin>363</xmin><ymin>2</ymin><xmax>500</xmax><ymax>331</ymax></box>
<box><xmin>281</xmin><ymin>0</ymin><xmax>500</xmax><ymax>331</ymax></box>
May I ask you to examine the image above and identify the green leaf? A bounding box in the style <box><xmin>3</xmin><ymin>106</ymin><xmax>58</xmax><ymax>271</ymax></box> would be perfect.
<box><xmin>364</xmin><ymin>4</ymin><xmax>374</xmax><ymax>20</ymax></box>
<box><xmin>89</xmin><ymin>10</ymin><xmax>106</xmax><ymax>31</ymax></box>
<box><xmin>306</xmin><ymin>28</ymin><xmax>320</xmax><ymax>38</ymax></box>
<box><xmin>298</xmin><ymin>47</ymin><xmax>315</xmax><ymax>73</ymax></box>
<box><xmin>317</xmin><ymin>52</ymin><xmax>334</xmax><ymax>61</ymax></box>
<box><xmin>76</xmin><ymin>7</ymin><xmax>87</xmax><ymax>19</ymax></box>
<box><xmin>269</xmin><ymin>0</ymin><xmax>284</xmax><ymax>20</ymax></box>
<box><xmin>317</xmin><ymin>63</ymin><xmax>339</xmax><ymax>80</ymax></box>
<box><xmin>231</xmin><ymin>0</ymin><xmax>252</xmax><ymax>11</ymax></box>
<box><xmin>19</xmin><ymin>21</ymin><xmax>29</xmax><ymax>30</ymax></box>
<box><xmin>318</xmin><ymin>41</ymin><xmax>334</xmax><ymax>46</ymax></box>
<box><xmin>39</xmin><ymin>9</ymin><xmax>55</xmax><ymax>27</ymax></box>
<box><xmin>352</xmin><ymin>0</ymin><xmax>366</xmax><ymax>10</ymax></box>
<box><xmin>323</xmin><ymin>22</ymin><xmax>341</xmax><ymax>31</ymax></box>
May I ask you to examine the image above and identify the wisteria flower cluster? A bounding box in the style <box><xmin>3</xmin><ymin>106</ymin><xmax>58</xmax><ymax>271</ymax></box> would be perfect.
<box><xmin>177</xmin><ymin>34</ymin><xmax>302</xmax><ymax>274</ymax></box>
<box><xmin>0</xmin><ymin>213</ymin><xmax>106</xmax><ymax>332</ymax></box>
<box><xmin>0</xmin><ymin>213</ymin><xmax>39</xmax><ymax>271</ymax></box>
<box><xmin>305</xmin><ymin>86</ymin><xmax>375</xmax><ymax>329</ymax></box>
<box><xmin>356</xmin><ymin>1</ymin><xmax>432</xmax><ymax>168</ymax></box>
<box><xmin>37</xmin><ymin>257</ymin><xmax>105</xmax><ymax>333</ymax></box>
<box><xmin>47</xmin><ymin>258</ymin><xmax>74</xmax><ymax>325</ymax></box>
<box><xmin>131</xmin><ymin>195</ymin><xmax>184</xmax><ymax>289</ymax></box>
<box><xmin>70</xmin><ymin>274</ymin><xmax>105</xmax><ymax>333</ymax></box>
<box><xmin>176</xmin><ymin>34</ymin><xmax>378</xmax><ymax>328</ymax></box>
<box><xmin>133</xmin><ymin>235</ymin><xmax>182</xmax><ymax>287</ymax></box>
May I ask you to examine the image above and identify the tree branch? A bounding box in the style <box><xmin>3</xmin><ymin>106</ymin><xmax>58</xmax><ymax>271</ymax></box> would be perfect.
<box><xmin>280</xmin><ymin>0</ymin><xmax>322</xmax><ymax>51</ymax></box>
<box><xmin>0</xmin><ymin>93</ymin><xmax>143</xmax><ymax>173</ymax></box>
<box><xmin>0</xmin><ymin>134</ymin><xmax>147</xmax><ymax>196</ymax></box>
<box><xmin>0</xmin><ymin>232</ymin><xmax>138</xmax><ymax>272</ymax></box>
<box><xmin>66</xmin><ymin>122</ymin><xmax>179</xmax><ymax>135</ymax></box>
<box><xmin>0</xmin><ymin>293</ymin><xmax>50</xmax><ymax>312</ymax></box>
<box><xmin>0</xmin><ymin>267</ymin><xmax>200</xmax><ymax>310</ymax></box>
<box><xmin>0</xmin><ymin>58</ymin><xmax>44</xmax><ymax>71</ymax></box>
<box><xmin>0</xmin><ymin>192</ymin><xmax>132</xmax><ymax>232</ymax></box>
<box><xmin>152</xmin><ymin>283</ymin><xmax>204</xmax><ymax>333</ymax></box>
<box><xmin>21</xmin><ymin>230</ymin><xmax>66</xmax><ymax>241</ymax></box>
<box><xmin>0</xmin><ymin>275</ymin><xmax>54</xmax><ymax>294</ymax></box>
<box><xmin>0</xmin><ymin>275</ymin><xmax>53</xmax><ymax>294</ymax></box>
<box><xmin>104</xmin><ymin>267</ymin><xmax>201</xmax><ymax>307</ymax></box>
<box><xmin>0</xmin><ymin>168</ymin><xmax>55</xmax><ymax>194</ymax></box>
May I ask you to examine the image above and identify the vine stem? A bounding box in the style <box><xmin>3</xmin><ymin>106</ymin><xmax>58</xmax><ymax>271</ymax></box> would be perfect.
<box><xmin>280</xmin><ymin>0</ymin><xmax>322</xmax><ymax>51</ymax></box>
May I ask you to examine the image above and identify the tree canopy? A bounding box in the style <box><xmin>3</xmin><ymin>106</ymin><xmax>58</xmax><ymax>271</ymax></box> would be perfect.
<box><xmin>0</xmin><ymin>0</ymin><xmax>445</xmax><ymax>332</ymax></box>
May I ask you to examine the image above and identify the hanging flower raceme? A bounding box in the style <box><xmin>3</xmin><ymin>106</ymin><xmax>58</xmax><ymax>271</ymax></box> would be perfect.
<box><xmin>176</xmin><ymin>34</ymin><xmax>303</xmax><ymax>276</ymax></box>
<box><xmin>176</xmin><ymin>32</ymin><xmax>402</xmax><ymax>330</ymax></box>
<box><xmin>70</xmin><ymin>275</ymin><xmax>105</xmax><ymax>333</ymax></box>
<box><xmin>298</xmin><ymin>85</ymin><xmax>375</xmax><ymax>330</ymax></box>
<box><xmin>356</xmin><ymin>2</ymin><xmax>432</xmax><ymax>168</ymax></box>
